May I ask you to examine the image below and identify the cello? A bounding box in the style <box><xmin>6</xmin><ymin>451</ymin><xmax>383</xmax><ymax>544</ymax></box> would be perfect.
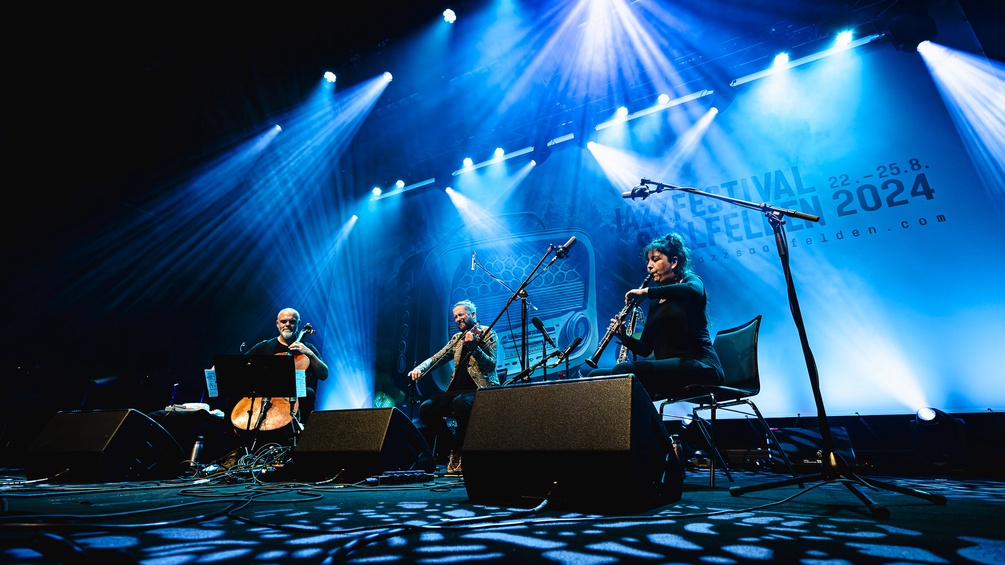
<box><xmin>230</xmin><ymin>323</ymin><xmax>314</xmax><ymax>433</ymax></box>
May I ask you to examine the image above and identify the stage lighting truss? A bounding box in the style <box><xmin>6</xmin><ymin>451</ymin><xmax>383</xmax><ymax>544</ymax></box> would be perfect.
<box><xmin>594</xmin><ymin>90</ymin><xmax>713</xmax><ymax>130</ymax></box>
<box><xmin>450</xmin><ymin>133</ymin><xmax>575</xmax><ymax>176</ymax></box>
<box><xmin>371</xmin><ymin>177</ymin><xmax>436</xmax><ymax>200</ymax></box>
<box><xmin>730</xmin><ymin>32</ymin><xmax>886</xmax><ymax>87</ymax></box>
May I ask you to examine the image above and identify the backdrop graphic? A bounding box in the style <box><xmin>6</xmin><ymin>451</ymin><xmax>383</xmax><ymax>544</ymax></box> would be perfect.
<box><xmin>5</xmin><ymin>2</ymin><xmax>1004</xmax><ymax>464</ymax></box>
<box><xmin>390</xmin><ymin>221</ymin><xmax>596</xmax><ymax>397</ymax></box>
<box><xmin>371</xmin><ymin>41</ymin><xmax>1005</xmax><ymax>419</ymax></box>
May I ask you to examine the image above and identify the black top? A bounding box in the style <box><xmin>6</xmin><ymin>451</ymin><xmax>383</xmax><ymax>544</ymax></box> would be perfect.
<box><xmin>620</xmin><ymin>273</ymin><xmax>722</xmax><ymax>374</ymax></box>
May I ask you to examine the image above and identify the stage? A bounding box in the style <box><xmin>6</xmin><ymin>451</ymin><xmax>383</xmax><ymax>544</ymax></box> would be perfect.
<box><xmin>3</xmin><ymin>400</ymin><xmax>1005</xmax><ymax>564</ymax></box>
<box><xmin>1</xmin><ymin>461</ymin><xmax>1003</xmax><ymax>564</ymax></box>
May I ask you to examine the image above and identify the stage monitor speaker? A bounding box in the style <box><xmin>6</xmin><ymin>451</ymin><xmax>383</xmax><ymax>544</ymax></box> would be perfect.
<box><xmin>276</xmin><ymin>408</ymin><xmax>434</xmax><ymax>483</ymax></box>
<box><xmin>26</xmin><ymin>408</ymin><xmax>186</xmax><ymax>483</ymax></box>
<box><xmin>463</xmin><ymin>374</ymin><xmax>683</xmax><ymax>513</ymax></box>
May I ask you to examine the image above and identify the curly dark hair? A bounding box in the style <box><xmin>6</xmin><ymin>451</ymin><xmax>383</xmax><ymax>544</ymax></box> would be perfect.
<box><xmin>641</xmin><ymin>232</ymin><xmax>693</xmax><ymax>279</ymax></box>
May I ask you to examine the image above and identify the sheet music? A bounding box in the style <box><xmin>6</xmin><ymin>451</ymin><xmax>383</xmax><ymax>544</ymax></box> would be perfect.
<box><xmin>204</xmin><ymin>369</ymin><xmax>219</xmax><ymax>397</ymax></box>
<box><xmin>295</xmin><ymin>369</ymin><xmax>307</xmax><ymax>398</ymax></box>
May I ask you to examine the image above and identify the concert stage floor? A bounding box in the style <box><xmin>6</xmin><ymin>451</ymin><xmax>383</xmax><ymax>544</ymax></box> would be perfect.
<box><xmin>1</xmin><ymin>462</ymin><xmax>1003</xmax><ymax>565</ymax></box>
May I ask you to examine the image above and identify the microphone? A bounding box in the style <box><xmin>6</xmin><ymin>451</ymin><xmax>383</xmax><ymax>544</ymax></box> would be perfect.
<box><xmin>555</xmin><ymin>236</ymin><xmax>577</xmax><ymax>259</ymax></box>
<box><xmin>471</xmin><ymin>251</ymin><xmax>476</xmax><ymax>270</ymax></box>
<box><xmin>556</xmin><ymin>336</ymin><xmax>583</xmax><ymax>360</ymax></box>
<box><xmin>621</xmin><ymin>185</ymin><xmax>650</xmax><ymax>200</ymax></box>
<box><xmin>531</xmin><ymin>316</ymin><xmax>556</xmax><ymax>348</ymax></box>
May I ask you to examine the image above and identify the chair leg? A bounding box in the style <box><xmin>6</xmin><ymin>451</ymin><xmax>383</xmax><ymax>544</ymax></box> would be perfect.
<box><xmin>708</xmin><ymin>405</ymin><xmax>715</xmax><ymax>487</ymax></box>
<box><xmin>691</xmin><ymin>410</ymin><xmax>734</xmax><ymax>487</ymax></box>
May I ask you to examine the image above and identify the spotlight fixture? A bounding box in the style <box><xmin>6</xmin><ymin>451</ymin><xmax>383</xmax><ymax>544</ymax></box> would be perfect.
<box><xmin>531</xmin><ymin>142</ymin><xmax>552</xmax><ymax>166</ymax></box>
<box><xmin>912</xmin><ymin>407</ymin><xmax>967</xmax><ymax>468</ymax></box>
<box><xmin>915</xmin><ymin>407</ymin><xmax>965</xmax><ymax>428</ymax></box>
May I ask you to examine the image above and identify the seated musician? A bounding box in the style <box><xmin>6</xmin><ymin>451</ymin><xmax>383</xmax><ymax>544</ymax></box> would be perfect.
<box><xmin>228</xmin><ymin>308</ymin><xmax>329</xmax><ymax>444</ymax></box>
<box><xmin>585</xmin><ymin>232</ymin><xmax>723</xmax><ymax>401</ymax></box>
<box><xmin>408</xmin><ymin>299</ymin><xmax>499</xmax><ymax>475</ymax></box>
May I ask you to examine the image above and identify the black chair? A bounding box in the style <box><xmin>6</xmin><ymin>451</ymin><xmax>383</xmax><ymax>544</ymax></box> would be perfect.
<box><xmin>659</xmin><ymin>315</ymin><xmax>798</xmax><ymax>488</ymax></box>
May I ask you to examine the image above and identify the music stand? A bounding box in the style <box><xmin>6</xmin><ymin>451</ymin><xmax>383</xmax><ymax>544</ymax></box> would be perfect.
<box><xmin>208</xmin><ymin>355</ymin><xmax>308</xmax><ymax>450</ymax></box>
<box><xmin>209</xmin><ymin>355</ymin><xmax>305</xmax><ymax>399</ymax></box>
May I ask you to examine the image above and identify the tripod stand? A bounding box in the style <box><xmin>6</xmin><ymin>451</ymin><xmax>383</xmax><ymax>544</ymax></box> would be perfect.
<box><xmin>631</xmin><ymin>179</ymin><xmax>947</xmax><ymax>518</ymax></box>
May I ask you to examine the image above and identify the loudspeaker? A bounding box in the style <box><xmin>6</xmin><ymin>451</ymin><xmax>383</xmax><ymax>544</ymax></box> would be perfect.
<box><xmin>463</xmin><ymin>374</ymin><xmax>683</xmax><ymax>512</ymax></box>
<box><xmin>276</xmin><ymin>408</ymin><xmax>434</xmax><ymax>482</ymax></box>
<box><xmin>26</xmin><ymin>409</ymin><xmax>186</xmax><ymax>483</ymax></box>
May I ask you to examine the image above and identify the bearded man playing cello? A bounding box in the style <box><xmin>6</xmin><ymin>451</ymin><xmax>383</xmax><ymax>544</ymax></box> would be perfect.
<box><xmin>234</xmin><ymin>308</ymin><xmax>329</xmax><ymax>436</ymax></box>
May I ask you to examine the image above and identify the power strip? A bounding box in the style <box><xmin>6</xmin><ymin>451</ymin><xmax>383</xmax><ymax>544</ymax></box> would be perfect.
<box><xmin>376</xmin><ymin>470</ymin><xmax>437</xmax><ymax>485</ymax></box>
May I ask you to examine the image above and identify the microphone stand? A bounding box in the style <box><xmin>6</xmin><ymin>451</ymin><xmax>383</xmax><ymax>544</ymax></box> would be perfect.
<box><xmin>540</xmin><ymin>337</ymin><xmax>549</xmax><ymax>381</ymax></box>
<box><xmin>464</xmin><ymin>242</ymin><xmax>565</xmax><ymax>379</ymax></box>
<box><xmin>288</xmin><ymin>399</ymin><xmax>303</xmax><ymax>447</ymax></box>
<box><xmin>503</xmin><ymin>351</ymin><xmax>557</xmax><ymax>385</ymax></box>
<box><xmin>520</xmin><ymin>292</ymin><xmax>529</xmax><ymax>372</ymax></box>
<box><xmin>633</xmin><ymin>178</ymin><xmax>947</xmax><ymax>518</ymax></box>
<box><xmin>405</xmin><ymin>381</ymin><xmax>418</xmax><ymax>419</ymax></box>
<box><xmin>249</xmin><ymin>397</ymin><xmax>271</xmax><ymax>453</ymax></box>
<box><xmin>472</xmin><ymin>257</ymin><xmax>539</xmax><ymax>373</ymax></box>
<box><xmin>502</xmin><ymin>335</ymin><xmax>582</xmax><ymax>385</ymax></box>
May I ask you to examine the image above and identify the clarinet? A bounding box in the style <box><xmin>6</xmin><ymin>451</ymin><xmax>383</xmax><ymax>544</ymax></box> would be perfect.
<box><xmin>616</xmin><ymin>306</ymin><xmax>645</xmax><ymax>362</ymax></box>
<box><xmin>584</xmin><ymin>274</ymin><xmax>652</xmax><ymax>368</ymax></box>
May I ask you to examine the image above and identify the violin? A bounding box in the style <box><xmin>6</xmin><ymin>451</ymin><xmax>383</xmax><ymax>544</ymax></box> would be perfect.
<box><xmin>230</xmin><ymin>323</ymin><xmax>315</xmax><ymax>433</ymax></box>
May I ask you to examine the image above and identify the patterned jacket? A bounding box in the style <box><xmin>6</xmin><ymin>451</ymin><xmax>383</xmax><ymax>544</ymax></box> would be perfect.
<box><xmin>416</xmin><ymin>324</ymin><xmax>500</xmax><ymax>388</ymax></box>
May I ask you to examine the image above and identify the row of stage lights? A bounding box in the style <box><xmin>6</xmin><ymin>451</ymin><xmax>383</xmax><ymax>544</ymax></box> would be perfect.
<box><xmin>321</xmin><ymin>7</ymin><xmax>458</xmax><ymax>88</ymax></box>
<box><xmin>364</xmin><ymin>26</ymin><xmax>887</xmax><ymax>199</ymax></box>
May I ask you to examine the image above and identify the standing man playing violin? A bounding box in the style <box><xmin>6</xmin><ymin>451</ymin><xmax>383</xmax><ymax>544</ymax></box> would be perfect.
<box><xmin>245</xmin><ymin>308</ymin><xmax>329</xmax><ymax>425</ymax></box>
<box><xmin>409</xmin><ymin>299</ymin><xmax>499</xmax><ymax>475</ymax></box>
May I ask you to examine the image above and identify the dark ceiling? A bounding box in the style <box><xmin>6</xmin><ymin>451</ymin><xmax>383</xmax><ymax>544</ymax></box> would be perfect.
<box><xmin>7</xmin><ymin>1</ymin><xmax>1001</xmax><ymax>202</ymax></box>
